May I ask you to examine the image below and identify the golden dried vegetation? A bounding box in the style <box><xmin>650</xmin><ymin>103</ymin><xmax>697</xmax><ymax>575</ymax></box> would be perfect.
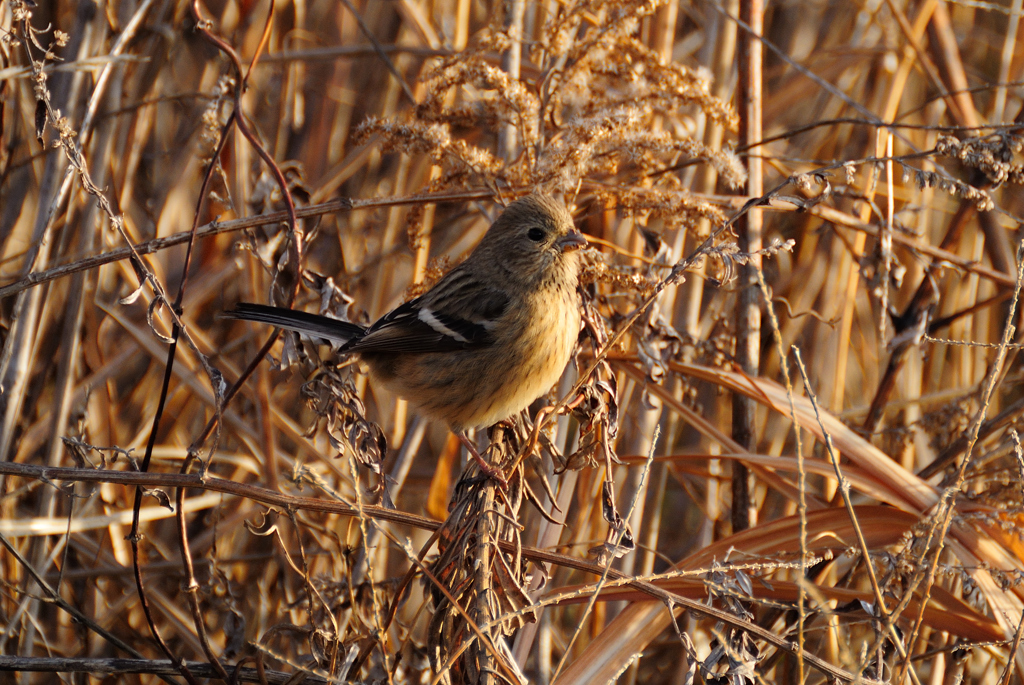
<box><xmin>1</xmin><ymin>0</ymin><xmax>1024</xmax><ymax>683</ymax></box>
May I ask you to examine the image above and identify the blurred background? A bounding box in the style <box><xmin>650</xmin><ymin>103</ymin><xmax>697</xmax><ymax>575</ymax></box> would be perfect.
<box><xmin>1</xmin><ymin>0</ymin><xmax>1024</xmax><ymax>682</ymax></box>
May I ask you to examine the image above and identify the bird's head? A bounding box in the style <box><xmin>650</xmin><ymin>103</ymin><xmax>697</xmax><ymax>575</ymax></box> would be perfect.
<box><xmin>473</xmin><ymin>194</ymin><xmax>587</xmax><ymax>288</ymax></box>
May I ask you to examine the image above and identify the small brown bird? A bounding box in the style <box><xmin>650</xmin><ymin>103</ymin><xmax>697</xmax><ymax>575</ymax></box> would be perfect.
<box><xmin>225</xmin><ymin>194</ymin><xmax>586</xmax><ymax>482</ymax></box>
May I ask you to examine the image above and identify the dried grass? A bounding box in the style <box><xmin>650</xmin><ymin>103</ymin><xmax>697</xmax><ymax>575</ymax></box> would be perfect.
<box><xmin>2</xmin><ymin>0</ymin><xmax>1024</xmax><ymax>683</ymax></box>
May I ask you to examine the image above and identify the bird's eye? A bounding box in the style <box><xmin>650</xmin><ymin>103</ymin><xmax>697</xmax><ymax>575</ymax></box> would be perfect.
<box><xmin>527</xmin><ymin>228</ymin><xmax>545</xmax><ymax>242</ymax></box>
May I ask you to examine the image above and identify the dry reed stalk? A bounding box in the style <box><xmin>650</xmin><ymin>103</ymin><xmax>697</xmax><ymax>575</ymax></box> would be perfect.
<box><xmin>2</xmin><ymin>0</ymin><xmax>1024</xmax><ymax>683</ymax></box>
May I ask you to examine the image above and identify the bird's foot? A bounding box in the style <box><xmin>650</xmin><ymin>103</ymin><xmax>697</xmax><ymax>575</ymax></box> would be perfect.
<box><xmin>457</xmin><ymin>432</ymin><xmax>509</xmax><ymax>491</ymax></box>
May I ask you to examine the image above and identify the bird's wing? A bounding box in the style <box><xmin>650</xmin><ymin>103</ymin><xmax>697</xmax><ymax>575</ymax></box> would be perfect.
<box><xmin>224</xmin><ymin>303</ymin><xmax>365</xmax><ymax>345</ymax></box>
<box><xmin>343</xmin><ymin>284</ymin><xmax>510</xmax><ymax>354</ymax></box>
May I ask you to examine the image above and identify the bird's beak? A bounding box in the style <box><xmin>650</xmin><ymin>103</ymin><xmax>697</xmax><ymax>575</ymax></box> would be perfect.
<box><xmin>555</xmin><ymin>231</ymin><xmax>587</xmax><ymax>253</ymax></box>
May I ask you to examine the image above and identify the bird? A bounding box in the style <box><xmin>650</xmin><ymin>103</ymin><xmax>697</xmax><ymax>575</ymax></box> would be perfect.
<box><xmin>224</xmin><ymin>194</ymin><xmax>587</xmax><ymax>484</ymax></box>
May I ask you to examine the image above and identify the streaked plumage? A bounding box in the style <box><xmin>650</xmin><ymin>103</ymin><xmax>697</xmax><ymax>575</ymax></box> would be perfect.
<box><xmin>225</xmin><ymin>194</ymin><xmax>586</xmax><ymax>434</ymax></box>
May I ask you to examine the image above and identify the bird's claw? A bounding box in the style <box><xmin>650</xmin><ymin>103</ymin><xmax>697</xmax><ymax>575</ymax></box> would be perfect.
<box><xmin>471</xmin><ymin>455</ymin><xmax>509</xmax><ymax>491</ymax></box>
<box><xmin>458</xmin><ymin>432</ymin><xmax>509</xmax><ymax>491</ymax></box>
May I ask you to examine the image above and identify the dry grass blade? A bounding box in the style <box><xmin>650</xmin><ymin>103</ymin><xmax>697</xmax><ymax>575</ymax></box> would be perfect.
<box><xmin>3</xmin><ymin>0</ymin><xmax>1024</xmax><ymax>684</ymax></box>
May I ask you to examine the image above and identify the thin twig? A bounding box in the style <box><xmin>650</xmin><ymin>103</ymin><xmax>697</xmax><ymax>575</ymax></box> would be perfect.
<box><xmin>550</xmin><ymin>426</ymin><xmax>659</xmax><ymax>683</ymax></box>
<box><xmin>899</xmin><ymin>238</ymin><xmax>1024</xmax><ymax>680</ymax></box>
<box><xmin>792</xmin><ymin>348</ymin><xmax>923</xmax><ymax>685</ymax></box>
<box><xmin>753</xmin><ymin>265</ymin><xmax>807</xmax><ymax>684</ymax></box>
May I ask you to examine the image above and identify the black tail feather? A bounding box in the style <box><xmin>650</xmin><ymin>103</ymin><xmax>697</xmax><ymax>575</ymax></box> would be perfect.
<box><xmin>223</xmin><ymin>303</ymin><xmax>365</xmax><ymax>346</ymax></box>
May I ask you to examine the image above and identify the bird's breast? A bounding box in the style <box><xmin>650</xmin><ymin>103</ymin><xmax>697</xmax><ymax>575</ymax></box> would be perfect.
<box><xmin>363</xmin><ymin>284</ymin><xmax>581</xmax><ymax>431</ymax></box>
